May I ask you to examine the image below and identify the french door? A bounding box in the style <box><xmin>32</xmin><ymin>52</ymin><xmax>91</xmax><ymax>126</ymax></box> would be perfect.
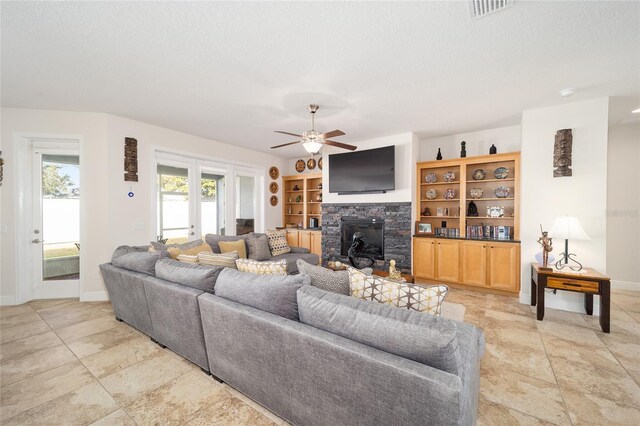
<box><xmin>155</xmin><ymin>152</ymin><xmax>261</xmax><ymax>243</ymax></box>
<box><xmin>32</xmin><ymin>146</ymin><xmax>80</xmax><ymax>299</ymax></box>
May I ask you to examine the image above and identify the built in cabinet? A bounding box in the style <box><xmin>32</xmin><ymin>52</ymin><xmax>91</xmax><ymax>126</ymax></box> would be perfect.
<box><xmin>413</xmin><ymin>152</ymin><xmax>521</xmax><ymax>294</ymax></box>
<box><xmin>282</xmin><ymin>173</ymin><xmax>323</xmax><ymax>258</ymax></box>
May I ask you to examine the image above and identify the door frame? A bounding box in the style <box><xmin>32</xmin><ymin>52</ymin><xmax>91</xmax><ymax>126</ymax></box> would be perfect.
<box><xmin>13</xmin><ymin>134</ymin><xmax>85</xmax><ymax>304</ymax></box>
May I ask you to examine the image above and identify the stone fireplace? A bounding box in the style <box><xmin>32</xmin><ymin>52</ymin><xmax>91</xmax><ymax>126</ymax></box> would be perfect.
<box><xmin>321</xmin><ymin>202</ymin><xmax>412</xmax><ymax>272</ymax></box>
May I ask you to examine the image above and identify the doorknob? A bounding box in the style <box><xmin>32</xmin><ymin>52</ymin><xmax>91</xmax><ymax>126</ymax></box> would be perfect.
<box><xmin>34</xmin><ymin>229</ymin><xmax>40</xmax><ymax>234</ymax></box>
<box><xmin>32</xmin><ymin>239</ymin><xmax>41</xmax><ymax>243</ymax></box>
<box><xmin>190</xmin><ymin>232</ymin><xmax>195</xmax><ymax>236</ymax></box>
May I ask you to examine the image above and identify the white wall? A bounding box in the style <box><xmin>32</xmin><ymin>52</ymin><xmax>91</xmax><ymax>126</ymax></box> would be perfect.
<box><xmin>1</xmin><ymin>108</ymin><xmax>287</xmax><ymax>304</ymax></box>
<box><xmin>520</xmin><ymin>97</ymin><xmax>610</xmax><ymax>312</ymax></box>
<box><xmin>607</xmin><ymin>123</ymin><xmax>640</xmax><ymax>289</ymax></box>
<box><xmin>419</xmin><ymin>125</ymin><xmax>521</xmax><ymax>161</ymax></box>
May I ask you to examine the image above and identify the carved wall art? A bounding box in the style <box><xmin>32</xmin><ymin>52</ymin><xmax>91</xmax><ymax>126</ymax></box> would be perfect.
<box><xmin>553</xmin><ymin>129</ymin><xmax>572</xmax><ymax>177</ymax></box>
<box><xmin>124</xmin><ymin>137</ymin><xmax>138</xmax><ymax>182</ymax></box>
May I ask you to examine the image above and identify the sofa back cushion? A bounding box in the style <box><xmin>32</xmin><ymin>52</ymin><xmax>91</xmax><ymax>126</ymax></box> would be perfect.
<box><xmin>214</xmin><ymin>268</ymin><xmax>310</xmax><ymax>320</ymax></box>
<box><xmin>297</xmin><ymin>285</ymin><xmax>461</xmax><ymax>375</ymax></box>
<box><xmin>244</xmin><ymin>233</ymin><xmax>272</xmax><ymax>261</ymax></box>
<box><xmin>205</xmin><ymin>234</ymin><xmax>246</xmax><ymax>254</ymax></box>
<box><xmin>112</xmin><ymin>246</ymin><xmax>165</xmax><ymax>276</ymax></box>
<box><xmin>155</xmin><ymin>258</ymin><xmax>223</xmax><ymax>293</ymax></box>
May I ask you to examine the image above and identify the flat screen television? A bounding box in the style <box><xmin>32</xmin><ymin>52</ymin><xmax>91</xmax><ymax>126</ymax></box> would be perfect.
<box><xmin>329</xmin><ymin>145</ymin><xmax>395</xmax><ymax>194</ymax></box>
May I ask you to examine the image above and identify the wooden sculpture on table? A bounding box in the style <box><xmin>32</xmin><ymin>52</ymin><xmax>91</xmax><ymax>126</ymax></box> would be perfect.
<box><xmin>537</xmin><ymin>224</ymin><xmax>553</xmax><ymax>270</ymax></box>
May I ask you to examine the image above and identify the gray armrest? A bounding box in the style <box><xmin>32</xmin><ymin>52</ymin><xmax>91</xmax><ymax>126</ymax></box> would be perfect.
<box><xmin>289</xmin><ymin>246</ymin><xmax>310</xmax><ymax>254</ymax></box>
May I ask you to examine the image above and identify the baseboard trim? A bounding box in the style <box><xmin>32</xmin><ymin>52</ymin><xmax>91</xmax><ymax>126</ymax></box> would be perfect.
<box><xmin>80</xmin><ymin>291</ymin><xmax>109</xmax><ymax>302</ymax></box>
<box><xmin>1</xmin><ymin>296</ymin><xmax>17</xmax><ymax>306</ymax></box>
<box><xmin>611</xmin><ymin>280</ymin><xmax>639</xmax><ymax>291</ymax></box>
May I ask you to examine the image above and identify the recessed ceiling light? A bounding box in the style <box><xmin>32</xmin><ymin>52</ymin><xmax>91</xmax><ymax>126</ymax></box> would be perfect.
<box><xmin>559</xmin><ymin>88</ymin><xmax>576</xmax><ymax>97</ymax></box>
<box><xmin>632</xmin><ymin>108</ymin><xmax>640</xmax><ymax>114</ymax></box>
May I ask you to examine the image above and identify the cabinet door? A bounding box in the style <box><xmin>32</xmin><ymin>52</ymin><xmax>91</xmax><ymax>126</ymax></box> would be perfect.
<box><xmin>298</xmin><ymin>231</ymin><xmax>312</xmax><ymax>251</ymax></box>
<box><xmin>310</xmin><ymin>231</ymin><xmax>322</xmax><ymax>258</ymax></box>
<box><xmin>487</xmin><ymin>243</ymin><xmax>520</xmax><ymax>291</ymax></box>
<box><xmin>436</xmin><ymin>240</ymin><xmax>460</xmax><ymax>282</ymax></box>
<box><xmin>413</xmin><ymin>238</ymin><xmax>435</xmax><ymax>279</ymax></box>
<box><xmin>461</xmin><ymin>241</ymin><xmax>487</xmax><ymax>287</ymax></box>
<box><xmin>286</xmin><ymin>230</ymin><xmax>299</xmax><ymax>247</ymax></box>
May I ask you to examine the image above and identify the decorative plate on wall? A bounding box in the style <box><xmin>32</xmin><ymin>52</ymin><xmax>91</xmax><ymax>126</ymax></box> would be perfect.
<box><xmin>425</xmin><ymin>189</ymin><xmax>437</xmax><ymax>200</ymax></box>
<box><xmin>307</xmin><ymin>158</ymin><xmax>316</xmax><ymax>170</ymax></box>
<box><xmin>295</xmin><ymin>159</ymin><xmax>306</xmax><ymax>173</ymax></box>
<box><xmin>495</xmin><ymin>186</ymin><xmax>510</xmax><ymax>198</ymax></box>
<box><xmin>494</xmin><ymin>167</ymin><xmax>509</xmax><ymax>179</ymax></box>
<box><xmin>270</xmin><ymin>196</ymin><xmax>278</xmax><ymax>206</ymax></box>
<box><xmin>443</xmin><ymin>171</ymin><xmax>456</xmax><ymax>182</ymax></box>
<box><xmin>444</xmin><ymin>188</ymin><xmax>456</xmax><ymax>199</ymax></box>
<box><xmin>472</xmin><ymin>169</ymin><xmax>486</xmax><ymax>180</ymax></box>
<box><xmin>269</xmin><ymin>166</ymin><xmax>279</xmax><ymax>180</ymax></box>
<box><xmin>269</xmin><ymin>182</ymin><xmax>279</xmax><ymax>194</ymax></box>
<box><xmin>469</xmin><ymin>188</ymin><xmax>483</xmax><ymax>199</ymax></box>
<box><xmin>425</xmin><ymin>172</ymin><xmax>437</xmax><ymax>183</ymax></box>
<box><xmin>318</xmin><ymin>157</ymin><xmax>323</xmax><ymax>170</ymax></box>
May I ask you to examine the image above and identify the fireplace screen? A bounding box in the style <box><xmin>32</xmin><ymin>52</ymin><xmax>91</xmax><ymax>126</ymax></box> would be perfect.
<box><xmin>340</xmin><ymin>217</ymin><xmax>384</xmax><ymax>260</ymax></box>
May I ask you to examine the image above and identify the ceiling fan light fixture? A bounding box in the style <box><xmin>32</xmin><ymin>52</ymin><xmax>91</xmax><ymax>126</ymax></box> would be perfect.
<box><xmin>302</xmin><ymin>140</ymin><xmax>323</xmax><ymax>154</ymax></box>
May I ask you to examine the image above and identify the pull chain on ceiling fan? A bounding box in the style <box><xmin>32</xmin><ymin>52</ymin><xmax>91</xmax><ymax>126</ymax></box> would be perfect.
<box><xmin>271</xmin><ymin>104</ymin><xmax>356</xmax><ymax>154</ymax></box>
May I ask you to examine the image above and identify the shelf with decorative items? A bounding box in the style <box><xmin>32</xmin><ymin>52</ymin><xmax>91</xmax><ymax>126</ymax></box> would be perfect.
<box><xmin>414</xmin><ymin>152</ymin><xmax>521</xmax><ymax>295</ymax></box>
<box><xmin>282</xmin><ymin>173</ymin><xmax>323</xmax><ymax>230</ymax></box>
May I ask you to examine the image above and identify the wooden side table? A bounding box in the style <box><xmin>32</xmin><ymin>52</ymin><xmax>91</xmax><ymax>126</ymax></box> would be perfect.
<box><xmin>371</xmin><ymin>269</ymin><xmax>415</xmax><ymax>284</ymax></box>
<box><xmin>530</xmin><ymin>263</ymin><xmax>610</xmax><ymax>333</ymax></box>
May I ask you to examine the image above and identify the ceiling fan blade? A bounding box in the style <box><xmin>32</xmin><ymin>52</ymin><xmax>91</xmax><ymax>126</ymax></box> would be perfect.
<box><xmin>274</xmin><ymin>130</ymin><xmax>303</xmax><ymax>138</ymax></box>
<box><xmin>324</xmin><ymin>140</ymin><xmax>357</xmax><ymax>151</ymax></box>
<box><xmin>319</xmin><ymin>129</ymin><xmax>345</xmax><ymax>139</ymax></box>
<box><xmin>270</xmin><ymin>140</ymin><xmax>301</xmax><ymax>149</ymax></box>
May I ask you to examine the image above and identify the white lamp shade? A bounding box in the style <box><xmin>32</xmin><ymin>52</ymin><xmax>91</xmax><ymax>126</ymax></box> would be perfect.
<box><xmin>302</xmin><ymin>140</ymin><xmax>323</xmax><ymax>154</ymax></box>
<box><xmin>549</xmin><ymin>216</ymin><xmax>590</xmax><ymax>240</ymax></box>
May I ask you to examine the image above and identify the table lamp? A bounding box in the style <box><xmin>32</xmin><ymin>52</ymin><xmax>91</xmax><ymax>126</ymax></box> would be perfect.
<box><xmin>549</xmin><ymin>216</ymin><xmax>590</xmax><ymax>271</ymax></box>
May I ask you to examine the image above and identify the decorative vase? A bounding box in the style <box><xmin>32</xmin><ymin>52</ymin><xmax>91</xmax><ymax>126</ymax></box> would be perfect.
<box><xmin>436</xmin><ymin>148</ymin><xmax>443</xmax><ymax>160</ymax></box>
<box><xmin>460</xmin><ymin>141</ymin><xmax>466</xmax><ymax>158</ymax></box>
<box><xmin>489</xmin><ymin>144</ymin><xmax>497</xmax><ymax>155</ymax></box>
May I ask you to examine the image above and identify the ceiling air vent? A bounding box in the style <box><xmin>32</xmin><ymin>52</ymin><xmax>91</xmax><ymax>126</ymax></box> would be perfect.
<box><xmin>469</xmin><ymin>0</ymin><xmax>512</xmax><ymax>19</ymax></box>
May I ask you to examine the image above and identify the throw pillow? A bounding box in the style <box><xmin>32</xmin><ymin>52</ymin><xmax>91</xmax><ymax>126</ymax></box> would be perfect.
<box><xmin>176</xmin><ymin>254</ymin><xmax>199</xmax><ymax>264</ymax></box>
<box><xmin>198</xmin><ymin>251</ymin><xmax>238</xmax><ymax>268</ymax></box>
<box><xmin>149</xmin><ymin>239</ymin><xmax>204</xmax><ymax>253</ymax></box>
<box><xmin>219</xmin><ymin>239</ymin><xmax>247</xmax><ymax>259</ymax></box>
<box><xmin>244</xmin><ymin>233</ymin><xmax>271</xmax><ymax>261</ymax></box>
<box><xmin>167</xmin><ymin>241</ymin><xmax>212</xmax><ymax>260</ymax></box>
<box><xmin>236</xmin><ymin>259</ymin><xmax>287</xmax><ymax>276</ymax></box>
<box><xmin>347</xmin><ymin>267</ymin><xmax>449</xmax><ymax>316</ymax></box>
<box><xmin>214</xmin><ymin>268</ymin><xmax>310</xmax><ymax>320</ymax></box>
<box><xmin>296</xmin><ymin>260</ymin><xmax>372</xmax><ymax>295</ymax></box>
<box><xmin>266</xmin><ymin>229</ymin><xmax>291</xmax><ymax>256</ymax></box>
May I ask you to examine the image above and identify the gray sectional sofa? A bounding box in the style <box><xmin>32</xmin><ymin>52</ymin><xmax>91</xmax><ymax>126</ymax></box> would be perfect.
<box><xmin>99</xmin><ymin>238</ymin><xmax>484</xmax><ymax>426</ymax></box>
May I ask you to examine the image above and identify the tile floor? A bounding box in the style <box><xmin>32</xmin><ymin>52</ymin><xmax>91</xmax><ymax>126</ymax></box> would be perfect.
<box><xmin>0</xmin><ymin>288</ymin><xmax>638</xmax><ymax>425</ymax></box>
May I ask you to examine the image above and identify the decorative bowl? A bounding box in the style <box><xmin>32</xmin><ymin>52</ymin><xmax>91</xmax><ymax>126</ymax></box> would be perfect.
<box><xmin>472</xmin><ymin>169</ymin><xmax>486</xmax><ymax>180</ymax></box>
<box><xmin>444</xmin><ymin>188</ymin><xmax>456</xmax><ymax>199</ymax></box>
<box><xmin>494</xmin><ymin>167</ymin><xmax>509</xmax><ymax>179</ymax></box>
<box><xmin>443</xmin><ymin>171</ymin><xmax>456</xmax><ymax>182</ymax></box>
<box><xmin>469</xmin><ymin>188</ymin><xmax>483</xmax><ymax>199</ymax></box>
<box><xmin>425</xmin><ymin>189</ymin><xmax>437</xmax><ymax>200</ymax></box>
<box><xmin>425</xmin><ymin>172</ymin><xmax>437</xmax><ymax>183</ymax></box>
<box><xmin>494</xmin><ymin>186</ymin><xmax>510</xmax><ymax>198</ymax></box>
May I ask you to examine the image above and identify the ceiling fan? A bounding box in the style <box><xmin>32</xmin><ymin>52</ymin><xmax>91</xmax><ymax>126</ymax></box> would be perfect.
<box><xmin>271</xmin><ymin>104</ymin><xmax>356</xmax><ymax>154</ymax></box>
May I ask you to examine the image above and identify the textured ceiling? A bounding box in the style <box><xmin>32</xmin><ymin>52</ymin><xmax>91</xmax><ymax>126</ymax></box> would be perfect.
<box><xmin>2</xmin><ymin>1</ymin><xmax>639</xmax><ymax>157</ymax></box>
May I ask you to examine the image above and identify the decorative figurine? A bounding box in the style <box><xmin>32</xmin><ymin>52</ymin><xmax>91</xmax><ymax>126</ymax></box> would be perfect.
<box><xmin>467</xmin><ymin>201</ymin><xmax>479</xmax><ymax>217</ymax></box>
<box><xmin>422</xmin><ymin>206</ymin><xmax>431</xmax><ymax>216</ymax></box>
<box><xmin>347</xmin><ymin>232</ymin><xmax>375</xmax><ymax>269</ymax></box>
<box><xmin>460</xmin><ymin>141</ymin><xmax>466</xmax><ymax>158</ymax></box>
<box><xmin>537</xmin><ymin>225</ymin><xmax>553</xmax><ymax>270</ymax></box>
<box><xmin>388</xmin><ymin>259</ymin><xmax>402</xmax><ymax>281</ymax></box>
<box><xmin>489</xmin><ymin>144</ymin><xmax>497</xmax><ymax>155</ymax></box>
<box><xmin>436</xmin><ymin>148</ymin><xmax>443</xmax><ymax>160</ymax></box>
<box><xmin>553</xmin><ymin>129</ymin><xmax>573</xmax><ymax>177</ymax></box>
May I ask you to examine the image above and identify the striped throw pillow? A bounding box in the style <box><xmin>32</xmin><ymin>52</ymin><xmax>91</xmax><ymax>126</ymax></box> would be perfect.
<box><xmin>198</xmin><ymin>251</ymin><xmax>239</xmax><ymax>269</ymax></box>
<box><xmin>176</xmin><ymin>254</ymin><xmax>199</xmax><ymax>264</ymax></box>
<box><xmin>235</xmin><ymin>259</ymin><xmax>287</xmax><ymax>276</ymax></box>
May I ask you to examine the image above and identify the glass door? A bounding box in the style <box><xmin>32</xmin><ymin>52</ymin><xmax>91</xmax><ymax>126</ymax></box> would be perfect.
<box><xmin>32</xmin><ymin>148</ymin><xmax>80</xmax><ymax>299</ymax></box>
<box><xmin>235</xmin><ymin>170</ymin><xmax>258</xmax><ymax>235</ymax></box>
<box><xmin>200</xmin><ymin>167</ymin><xmax>227</xmax><ymax>237</ymax></box>
<box><xmin>156</xmin><ymin>160</ymin><xmax>195</xmax><ymax>244</ymax></box>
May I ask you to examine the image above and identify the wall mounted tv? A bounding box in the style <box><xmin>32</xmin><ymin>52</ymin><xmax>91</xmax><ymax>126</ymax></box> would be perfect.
<box><xmin>329</xmin><ymin>145</ymin><xmax>395</xmax><ymax>194</ymax></box>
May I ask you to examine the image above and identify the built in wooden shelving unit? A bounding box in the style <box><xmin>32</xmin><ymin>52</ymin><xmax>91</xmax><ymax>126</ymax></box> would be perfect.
<box><xmin>282</xmin><ymin>173</ymin><xmax>323</xmax><ymax>229</ymax></box>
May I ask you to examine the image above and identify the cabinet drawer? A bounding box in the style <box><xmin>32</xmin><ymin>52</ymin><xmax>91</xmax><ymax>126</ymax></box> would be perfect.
<box><xmin>547</xmin><ymin>277</ymin><xmax>599</xmax><ymax>293</ymax></box>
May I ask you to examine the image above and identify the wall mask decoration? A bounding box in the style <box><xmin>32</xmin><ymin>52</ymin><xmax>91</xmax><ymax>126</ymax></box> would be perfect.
<box><xmin>553</xmin><ymin>129</ymin><xmax>572</xmax><ymax>177</ymax></box>
<box><xmin>307</xmin><ymin>158</ymin><xmax>316</xmax><ymax>170</ymax></box>
<box><xmin>124</xmin><ymin>137</ymin><xmax>138</xmax><ymax>182</ymax></box>
<box><xmin>295</xmin><ymin>159</ymin><xmax>306</xmax><ymax>173</ymax></box>
<box><xmin>269</xmin><ymin>166</ymin><xmax>279</xmax><ymax>180</ymax></box>
<box><xmin>269</xmin><ymin>182</ymin><xmax>279</xmax><ymax>194</ymax></box>
<box><xmin>270</xmin><ymin>195</ymin><xmax>278</xmax><ymax>206</ymax></box>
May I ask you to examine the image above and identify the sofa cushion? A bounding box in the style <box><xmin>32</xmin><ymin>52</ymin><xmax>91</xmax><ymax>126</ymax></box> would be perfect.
<box><xmin>219</xmin><ymin>240</ymin><xmax>247</xmax><ymax>259</ymax></box>
<box><xmin>150</xmin><ymin>239</ymin><xmax>205</xmax><ymax>253</ymax></box>
<box><xmin>296</xmin><ymin>260</ymin><xmax>371</xmax><ymax>295</ymax></box>
<box><xmin>266</xmin><ymin>229</ymin><xmax>291</xmax><ymax>256</ymax></box>
<box><xmin>348</xmin><ymin>267</ymin><xmax>449</xmax><ymax>316</ymax></box>
<box><xmin>214</xmin><ymin>268</ymin><xmax>310</xmax><ymax>320</ymax></box>
<box><xmin>236</xmin><ymin>259</ymin><xmax>287</xmax><ymax>276</ymax></box>
<box><xmin>176</xmin><ymin>254</ymin><xmax>199</xmax><ymax>264</ymax></box>
<box><xmin>167</xmin><ymin>241</ymin><xmax>212</xmax><ymax>260</ymax></box>
<box><xmin>297</xmin><ymin>285</ymin><xmax>461</xmax><ymax>375</ymax></box>
<box><xmin>244</xmin><ymin>233</ymin><xmax>271</xmax><ymax>261</ymax></box>
<box><xmin>155</xmin><ymin>258</ymin><xmax>223</xmax><ymax>294</ymax></box>
<box><xmin>271</xmin><ymin>253</ymin><xmax>319</xmax><ymax>274</ymax></box>
<box><xmin>198</xmin><ymin>251</ymin><xmax>238</xmax><ymax>268</ymax></box>
<box><xmin>205</xmin><ymin>234</ymin><xmax>246</xmax><ymax>254</ymax></box>
<box><xmin>111</xmin><ymin>247</ymin><xmax>165</xmax><ymax>276</ymax></box>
